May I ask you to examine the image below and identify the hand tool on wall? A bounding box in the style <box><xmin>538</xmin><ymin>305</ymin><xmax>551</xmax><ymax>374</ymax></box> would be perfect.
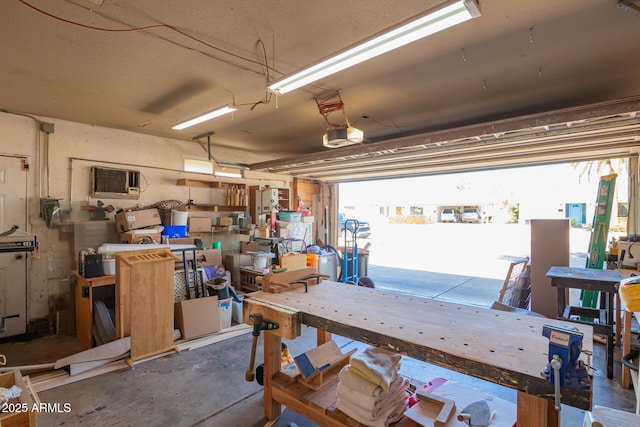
<box><xmin>245</xmin><ymin>312</ymin><xmax>279</xmax><ymax>382</ymax></box>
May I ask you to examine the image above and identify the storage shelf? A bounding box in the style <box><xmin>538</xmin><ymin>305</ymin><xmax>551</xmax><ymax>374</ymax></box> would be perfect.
<box><xmin>176</xmin><ymin>178</ymin><xmax>246</xmax><ymax>189</ymax></box>
<box><xmin>180</xmin><ymin>204</ymin><xmax>247</xmax><ymax>212</ymax></box>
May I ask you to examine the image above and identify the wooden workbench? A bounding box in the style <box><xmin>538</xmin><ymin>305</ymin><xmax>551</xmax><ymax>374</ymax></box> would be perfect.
<box><xmin>244</xmin><ymin>281</ymin><xmax>594</xmax><ymax>427</ymax></box>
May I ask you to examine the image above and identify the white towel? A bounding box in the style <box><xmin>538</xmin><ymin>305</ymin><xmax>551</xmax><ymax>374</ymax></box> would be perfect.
<box><xmin>337</xmin><ymin>375</ymin><xmax>406</xmax><ymax>417</ymax></box>
<box><xmin>337</xmin><ymin>396</ymin><xmax>408</xmax><ymax>427</ymax></box>
<box><xmin>338</xmin><ymin>365</ymin><xmax>383</xmax><ymax>397</ymax></box>
<box><xmin>350</xmin><ymin>346</ymin><xmax>402</xmax><ymax>392</ymax></box>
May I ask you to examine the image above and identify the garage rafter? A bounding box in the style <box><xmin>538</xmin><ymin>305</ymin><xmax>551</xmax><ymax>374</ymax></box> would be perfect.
<box><xmin>249</xmin><ymin>96</ymin><xmax>640</xmax><ymax>182</ymax></box>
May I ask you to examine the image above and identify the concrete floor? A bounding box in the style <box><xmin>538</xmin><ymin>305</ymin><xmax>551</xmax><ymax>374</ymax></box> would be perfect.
<box><xmin>1</xmin><ymin>263</ymin><xmax>637</xmax><ymax>426</ymax></box>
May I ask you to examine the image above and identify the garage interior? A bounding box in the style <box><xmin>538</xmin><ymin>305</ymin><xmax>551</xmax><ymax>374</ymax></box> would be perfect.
<box><xmin>2</xmin><ymin>0</ymin><xmax>640</xmax><ymax>426</ymax></box>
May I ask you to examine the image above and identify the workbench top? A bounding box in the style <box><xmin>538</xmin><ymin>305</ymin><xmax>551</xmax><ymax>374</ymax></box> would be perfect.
<box><xmin>245</xmin><ymin>280</ymin><xmax>594</xmax><ymax>409</ymax></box>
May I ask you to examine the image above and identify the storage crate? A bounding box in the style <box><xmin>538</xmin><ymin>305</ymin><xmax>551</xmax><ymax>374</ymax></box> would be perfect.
<box><xmin>174</xmin><ymin>267</ymin><xmax>205</xmax><ymax>302</ymax></box>
<box><xmin>0</xmin><ymin>370</ymin><xmax>38</xmax><ymax>427</ymax></box>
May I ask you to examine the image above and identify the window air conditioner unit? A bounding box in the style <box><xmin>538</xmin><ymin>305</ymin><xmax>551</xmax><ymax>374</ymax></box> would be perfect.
<box><xmin>90</xmin><ymin>166</ymin><xmax>141</xmax><ymax>199</ymax></box>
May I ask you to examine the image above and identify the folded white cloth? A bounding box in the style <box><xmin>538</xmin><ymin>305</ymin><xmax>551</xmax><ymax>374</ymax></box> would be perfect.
<box><xmin>337</xmin><ymin>375</ymin><xmax>406</xmax><ymax>417</ymax></box>
<box><xmin>350</xmin><ymin>346</ymin><xmax>402</xmax><ymax>392</ymax></box>
<box><xmin>338</xmin><ymin>365</ymin><xmax>383</xmax><ymax>397</ymax></box>
<box><xmin>337</xmin><ymin>396</ymin><xmax>408</xmax><ymax>427</ymax></box>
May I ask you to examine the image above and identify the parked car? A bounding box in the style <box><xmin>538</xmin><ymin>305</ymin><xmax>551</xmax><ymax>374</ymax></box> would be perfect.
<box><xmin>338</xmin><ymin>213</ymin><xmax>371</xmax><ymax>239</ymax></box>
<box><xmin>462</xmin><ymin>208</ymin><xmax>484</xmax><ymax>223</ymax></box>
<box><xmin>440</xmin><ymin>208</ymin><xmax>458</xmax><ymax>223</ymax></box>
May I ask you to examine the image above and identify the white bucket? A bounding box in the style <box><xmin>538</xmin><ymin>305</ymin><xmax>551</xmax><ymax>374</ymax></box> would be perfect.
<box><xmin>103</xmin><ymin>259</ymin><xmax>116</xmax><ymax>275</ymax></box>
<box><xmin>172</xmin><ymin>210</ymin><xmax>188</xmax><ymax>226</ymax></box>
<box><xmin>253</xmin><ymin>254</ymin><xmax>269</xmax><ymax>270</ymax></box>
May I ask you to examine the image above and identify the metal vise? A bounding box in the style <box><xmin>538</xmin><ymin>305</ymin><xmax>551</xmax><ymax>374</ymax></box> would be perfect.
<box><xmin>541</xmin><ymin>323</ymin><xmax>591</xmax><ymax>411</ymax></box>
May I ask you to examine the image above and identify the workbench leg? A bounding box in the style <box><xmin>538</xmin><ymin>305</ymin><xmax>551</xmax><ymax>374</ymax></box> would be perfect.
<box><xmin>317</xmin><ymin>329</ymin><xmax>332</xmax><ymax>347</ymax></box>
<box><xmin>517</xmin><ymin>391</ymin><xmax>559</xmax><ymax>427</ymax></box>
<box><xmin>606</xmin><ymin>293</ymin><xmax>614</xmax><ymax>379</ymax></box>
<box><xmin>616</xmin><ymin>293</ymin><xmax>622</xmax><ymax>347</ymax></box>
<box><xmin>623</xmin><ymin>310</ymin><xmax>632</xmax><ymax>388</ymax></box>
<box><xmin>264</xmin><ymin>331</ymin><xmax>282</xmax><ymax>420</ymax></box>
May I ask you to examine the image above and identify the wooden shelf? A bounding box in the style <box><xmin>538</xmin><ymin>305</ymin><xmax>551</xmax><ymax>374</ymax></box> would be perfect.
<box><xmin>180</xmin><ymin>204</ymin><xmax>247</xmax><ymax>212</ymax></box>
<box><xmin>176</xmin><ymin>178</ymin><xmax>246</xmax><ymax>189</ymax></box>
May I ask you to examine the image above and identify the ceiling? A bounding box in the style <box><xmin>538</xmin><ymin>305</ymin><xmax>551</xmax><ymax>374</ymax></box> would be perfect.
<box><xmin>3</xmin><ymin>0</ymin><xmax>640</xmax><ymax>182</ymax></box>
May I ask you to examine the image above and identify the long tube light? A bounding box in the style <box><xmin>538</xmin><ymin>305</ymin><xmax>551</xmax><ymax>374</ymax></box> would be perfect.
<box><xmin>268</xmin><ymin>0</ymin><xmax>481</xmax><ymax>95</ymax></box>
<box><xmin>172</xmin><ymin>105</ymin><xmax>237</xmax><ymax>130</ymax></box>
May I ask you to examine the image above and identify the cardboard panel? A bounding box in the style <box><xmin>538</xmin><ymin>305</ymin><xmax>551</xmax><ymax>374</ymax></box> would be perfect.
<box><xmin>175</xmin><ymin>296</ymin><xmax>221</xmax><ymax>340</ymax></box>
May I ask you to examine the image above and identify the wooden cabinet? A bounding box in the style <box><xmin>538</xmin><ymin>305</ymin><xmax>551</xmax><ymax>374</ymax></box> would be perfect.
<box><xmin>71</xmin><ymin>270</ymin><xmax>116</xmax><ymax>349</ymax></box>
<box><xmin>116</xmin><ymin>248</ymin><xmax>180</xmax><ymax>362</ymax></box>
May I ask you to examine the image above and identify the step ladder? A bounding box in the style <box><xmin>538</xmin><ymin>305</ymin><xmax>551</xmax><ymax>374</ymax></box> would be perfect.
<box><xmin>582</xmin><ymin>174</ymin><xmax>617</xmax><ymax>314</ymax></box>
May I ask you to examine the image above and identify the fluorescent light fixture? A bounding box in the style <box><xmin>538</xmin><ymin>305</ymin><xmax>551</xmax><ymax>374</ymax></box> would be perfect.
<box><xmin>214</xmin><ymin>168</ymin><xmax>243</xmax><ymax>179</ymax></box>
<box><xmin>268</xmin><ymin>0</ymin><xmax>480</xmax><ymax>95</ymax></box>
<box><xmin>172</xmin><ymin>105</ymin><xmax>237</xmax><ymax>130</ymax></box>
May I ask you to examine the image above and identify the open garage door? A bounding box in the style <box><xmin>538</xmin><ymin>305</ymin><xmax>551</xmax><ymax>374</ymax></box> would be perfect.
<box><xmin>250</xmin><ymin>97</ymin><xmax>640</xmax><ymax>183</ymax></box>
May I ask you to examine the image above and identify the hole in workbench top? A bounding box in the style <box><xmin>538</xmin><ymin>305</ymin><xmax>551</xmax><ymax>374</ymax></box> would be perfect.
<box><xmin>518</xmin><ymin>348</ymin><xmax>524</xmax><ymax>351</ymax></box>
<box><xmin>419</xmin><ymin>331</ymin><xmax>423</xmax><ymax>334</ymax></box>
<box><xmin>489</xmin><ymin>349</ymin><xmax>495</xmax><ymax>353</ymax></box>
<box><xmin>440</xmin><ymin>337</ymin><xmax>445</xmax><ymax>340</ymax></box>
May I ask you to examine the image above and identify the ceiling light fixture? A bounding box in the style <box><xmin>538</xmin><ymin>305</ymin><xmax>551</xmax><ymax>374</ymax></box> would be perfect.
<box><xmin>268</xmin><ymin>0</ymin><xmax>481</xmax><ymax>95</ymax></box>
<box><xmin>172</xmin><ymin>105</ymin><xmax>237</xmax><ymax>130</ymax></box>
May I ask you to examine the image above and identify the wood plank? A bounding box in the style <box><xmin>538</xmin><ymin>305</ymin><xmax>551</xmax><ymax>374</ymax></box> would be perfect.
<box><xmin>242</xmin><ymin>299</ymin><xmax>301</xmax><ymax>340</ymax></box>
<box><xmin>246</xmin><ymin>281</ymin><xmax>593</xmax><ymax>410</ymax></box>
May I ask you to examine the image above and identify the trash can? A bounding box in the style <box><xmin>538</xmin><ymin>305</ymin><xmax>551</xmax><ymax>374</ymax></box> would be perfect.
<box><xmin>318</xmin><ymin>252</ymin><xmax>337</xmax><ymax>281</ymax></box>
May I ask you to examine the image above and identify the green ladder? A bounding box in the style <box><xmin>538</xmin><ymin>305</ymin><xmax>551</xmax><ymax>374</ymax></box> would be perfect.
<box><xmin>582</xmin><ymin>174</ymin><xmax>617</xmax><ymax>313</ymax></box>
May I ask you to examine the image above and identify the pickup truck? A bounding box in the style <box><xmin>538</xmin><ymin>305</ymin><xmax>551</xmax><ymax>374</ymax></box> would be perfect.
<box><xmin>338</xmin><ymin>213</ymin><xmax>371</xmax><ymax>239</ymax></box>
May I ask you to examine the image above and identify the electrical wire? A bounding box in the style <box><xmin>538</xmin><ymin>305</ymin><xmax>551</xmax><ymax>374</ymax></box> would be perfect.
<box><xmin>19</xmin><ymin>0</ymin><xmax>278</xmax><ymax>75</ymax></box>
<box><xmin>19</xmin><ymin>0</ymin><xmax>340</xmax><ymax>99</ymax></box>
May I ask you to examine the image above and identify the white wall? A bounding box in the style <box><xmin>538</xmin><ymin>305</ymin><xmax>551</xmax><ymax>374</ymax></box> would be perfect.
<box><xmin>0</xmin><ymin>111</ymin><xmax>290</xmax><ymax>329</ymax></box>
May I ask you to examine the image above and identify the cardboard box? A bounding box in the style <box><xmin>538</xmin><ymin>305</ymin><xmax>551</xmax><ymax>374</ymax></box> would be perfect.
<box><xmin>115</xmin><ymin>208</ymin><xmax>162</xmax><ymax>232</ymax></box>
<box><xmin>199</xmin><ymin>248</ymin><xmax>222</xmax><ymax>266</ymax></box>
<box><xmin>168</xmin><ymin>237</ymin><xmax>194</xmax><ymax>245</ymax></box>
<box><xmin>218</xmin><ymin>216</ymin><xmax>233</xmax><ymax>226</ymax></box>
<box><xmin>279</xmin><ymin>252</ymin><xmax>307</xmax><ymax>270</ymax></box>
<box><xmin>120</xmin><ymin>228</ymin><xmax>162</xmax><ymax>244</ymax></box>
<box><xmin>174</xmin><ymin>296</ymin><xmax>220</xmax><ymax>340</ymax></box>
<box><xmin>0</xmin><ymin>370</ymin><xmax>38</xmax><ymax>427</ymax></box>
<box><xmin>241</xmin><ymin>241</ymin><xmax>257</xmax><ymax>253</ymax></box>
<box><xmin>219</xmin><ymin>297</ymin><xmax>232</xmax><ymax>329</ymax></box>
<box><xmin>189</xmin><ymin>217</ymin><xmax>212</xmax><ymax>233</ymax></box>
<box><xmin>301</xmin><ymin>215</ymin><xmax>315</xmax><ymax>223</ymax></box>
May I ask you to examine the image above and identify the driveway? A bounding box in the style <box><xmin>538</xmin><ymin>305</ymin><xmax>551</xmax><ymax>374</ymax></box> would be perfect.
<box><xmin>358</xmin><ymin>222</ymin><xmax>593</xmax><ymax>307</ymax></box>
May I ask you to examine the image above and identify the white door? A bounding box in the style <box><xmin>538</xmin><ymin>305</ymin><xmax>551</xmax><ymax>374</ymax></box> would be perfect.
<box><xmin>0</xmin><ymin>156</ymin><xmax>28</xmax><ymax>337</ymax></box>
